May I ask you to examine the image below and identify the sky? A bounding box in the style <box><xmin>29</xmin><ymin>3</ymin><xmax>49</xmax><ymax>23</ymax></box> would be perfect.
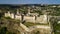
<box><xmin>0</xmin><ymin>0</ymin><xmax>60</xmax><ymax>4</ymax></box>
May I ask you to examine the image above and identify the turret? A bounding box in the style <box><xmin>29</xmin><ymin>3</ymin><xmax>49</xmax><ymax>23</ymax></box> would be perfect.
<box><xmin>17</xmin><ymin>9</ymin><xmax>20</xmax><ymax>15</ymax></box>
<box><xmin>27</xmin><ymin>7</ymin><xmax>31</xmax><ymax>15</ymax></box>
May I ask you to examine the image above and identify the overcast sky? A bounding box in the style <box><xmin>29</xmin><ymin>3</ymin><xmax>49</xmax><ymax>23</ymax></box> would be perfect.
<box><xmin>0</xmin><ymin>0</ymin><xmax>60</xmax><ymax>4</ymax></box>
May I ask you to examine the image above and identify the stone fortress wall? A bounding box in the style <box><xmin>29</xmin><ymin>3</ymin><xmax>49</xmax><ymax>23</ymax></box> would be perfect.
<box><xmin>5</xmin><ymin>11</ymin><xmax>49</xmax><ymax>24</ymax></box>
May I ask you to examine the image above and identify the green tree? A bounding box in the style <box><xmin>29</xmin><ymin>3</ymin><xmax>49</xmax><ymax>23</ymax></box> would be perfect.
<box><xmin>49</xmin><ymin>17</ymin><xmax>58</xmax><ymax>34</ymax></box>
<box><xmin>0</xmin><ymin>27</ymin><xmax>7</xmax><ymax>34</ymax></box>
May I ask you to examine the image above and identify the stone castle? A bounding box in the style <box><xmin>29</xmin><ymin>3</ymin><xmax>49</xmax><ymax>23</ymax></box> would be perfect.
<box><xmin>5</xmin><ymin>9</ymin><xmax>49</xmax><ymax>24</ymax></box>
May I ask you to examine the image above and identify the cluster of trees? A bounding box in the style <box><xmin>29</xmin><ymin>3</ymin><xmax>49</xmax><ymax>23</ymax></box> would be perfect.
<box><xmin>0</xmin><ymin>5</ymin><xmax>60</xmax><ymax>16</ymax></box>
<box><xmin>0</xmin><ymin>17</ymin><xmax>20</xmax><ymax>34</ymax></box>
<box><xmin>49</xmin><ymin>17</ymin><xmax>60</xmax><ymax>34</ymax></box>
<box><xmin>48</xmin><ymin>7</ymin><xmax>60</xmax><ymax>16</ymax></box>
<box><xmin>0</xmin><ymin>27</ymin><xmax>16</xmax><ymax>34</ymax></box>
